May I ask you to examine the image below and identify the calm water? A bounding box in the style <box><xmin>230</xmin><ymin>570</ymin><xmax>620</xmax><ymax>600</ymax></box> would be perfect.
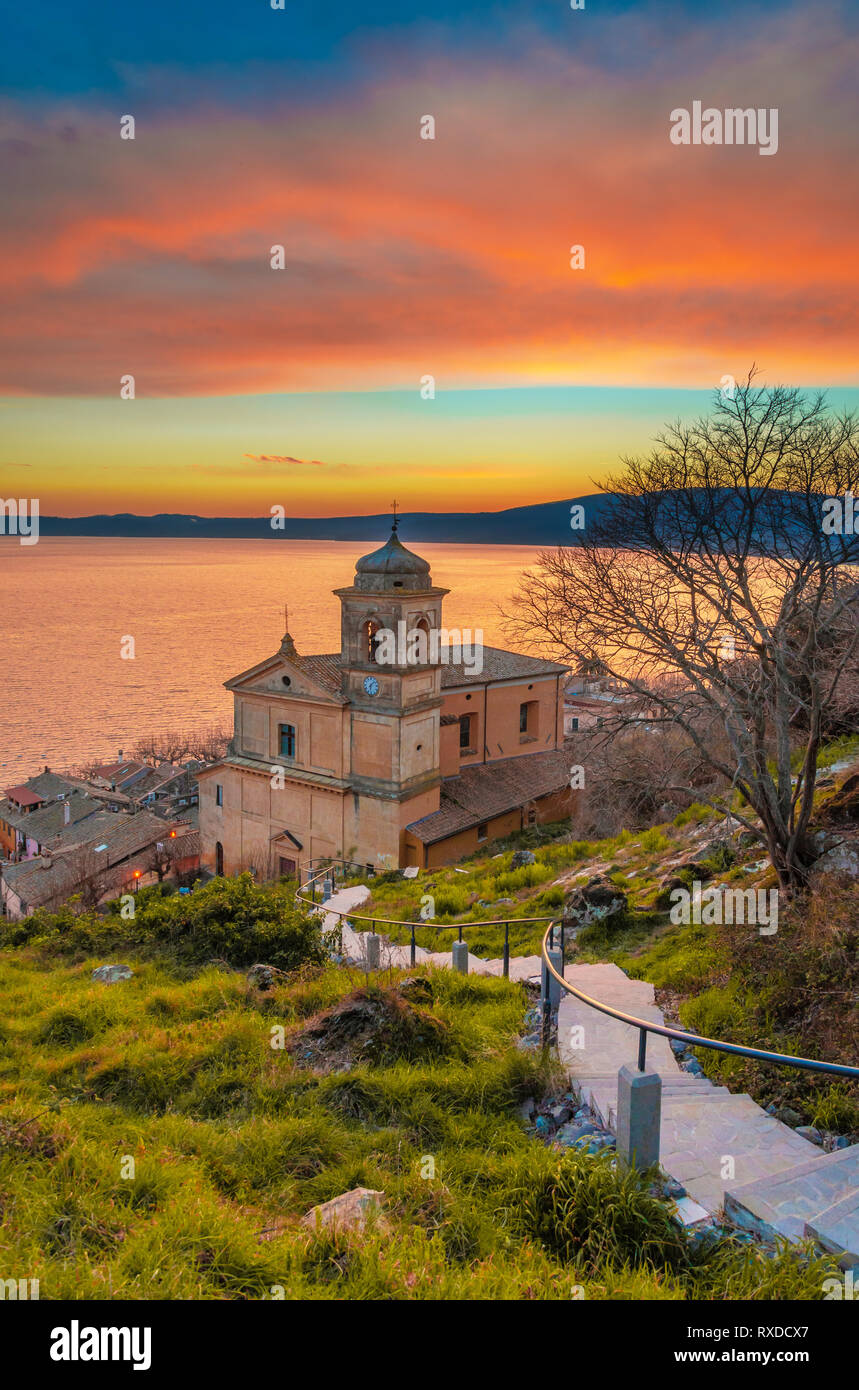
<box><xmin>0</xmin><ymin>537</ymin><xmax>542</xmax><ymax>782</ymax></box>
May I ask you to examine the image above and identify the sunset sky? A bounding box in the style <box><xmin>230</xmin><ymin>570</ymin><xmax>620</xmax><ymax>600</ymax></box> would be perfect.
<box><xmin>2</xmin><ymin>0</ymin><xmax>857</xmax><ymax>516</ymax></box>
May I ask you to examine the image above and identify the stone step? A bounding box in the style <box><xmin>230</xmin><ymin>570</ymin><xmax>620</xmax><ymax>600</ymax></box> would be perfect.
<box><xmin>807</xmin><ymin>1186</ymin><xmax>859</xmax><ymax>1266</ymax></box>
<box><xmin>607</xmin><ymin>1088</ymin><xmax>752</xmax><ymax>1133</ymax></box>
<box><xmin>725</xmin><ymin>1144</ymin><xmax>859</xmax><ymax>1264</ymax></box>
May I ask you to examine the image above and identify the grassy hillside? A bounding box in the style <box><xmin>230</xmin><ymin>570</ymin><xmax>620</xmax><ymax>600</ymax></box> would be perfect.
<box><xmin>3</xmin><ymin>757</ymin><xmax>857</xmax><ymax>1301</ymax></box>
<box><xmin>0</xmin><ymin>938</ymin><xmax>834</xmax><ymax>1299</ymax></box>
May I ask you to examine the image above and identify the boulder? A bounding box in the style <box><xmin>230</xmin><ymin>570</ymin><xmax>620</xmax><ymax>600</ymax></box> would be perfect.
<box><xmin>563</xmin><ymin>876</ymin><xmax>627</xmax><ymax>927</ymax></box>
<box><xmin>812</xmin><ymin>842</ymin><xmax>859</xmax><ymax>880</ymax></box>
<box><xmin>300</xmin><ymin>1187</ymin><xmax>387</xmax><ymax>1236</ymax></box>
<box><xmin>510</xmin><ymin>850</ymin><xmax>537</xmax><ymax>868</ymax></box>
<box><xmin>246</xmin><ymin>964</ymin><xmax>276</xmax><ymax>991</ymax></box>
<box><xmin>91</xmin><ymin>964</ymin><xmax>133</xmax><ymax>984</ymax></box>
<box><xmin>773</xmin><ymin>1106</ymin><xmax>803</xmax><ymax>1128</ymax></box>
<box><xmin>556</xmin><ymin>1121</ymin><xmax>599</xmax><ymax>1143</ymax></box>
<box><xmin>694</xmin><ymin>839</ymin><xmax>734</xmax><ymax>868</ymax></box>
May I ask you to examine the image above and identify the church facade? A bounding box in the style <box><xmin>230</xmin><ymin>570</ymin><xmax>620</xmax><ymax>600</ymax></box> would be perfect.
<box><xmin>198</xmin><ymin>528</ymin><xmax>572</xmax><ymax>877</ymax></box>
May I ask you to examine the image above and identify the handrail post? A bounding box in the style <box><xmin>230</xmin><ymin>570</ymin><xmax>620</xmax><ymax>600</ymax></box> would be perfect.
<box><xmin>410</xmin><ymin>922</ymin><xmax>416</xmax><ymax>968</ymax></box>
<box><xmin>458</xmin><ymin>923</ymin><xmax>463</xmax><ymax>943</ymax></box>
<box><xmin>560</xmin><ymin>919</ymin><xmax>565</xmax><ymax>962</ymax></box>
<box><xmin>541</xmin><ymin>993</ymin><xmax>552</xmax><ymax>1049</ymax></box>
<box><xmin>503</xmin><ymin>922</ymin><xmax>509</xmax><ymax>979</ymax></box>
<box><xmin>637</xmin><ymin>1027</ymin><xmax>647</xmax><ymax>1073</ymax></box>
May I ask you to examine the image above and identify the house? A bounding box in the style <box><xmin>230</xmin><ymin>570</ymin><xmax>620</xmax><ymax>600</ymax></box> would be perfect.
<box><xmin>564</xmin><ymin>676</ymin><xmax>659</xmax><ymax>734</ymax></box>
<box><xmin>198</xmin><ymin>525</ymin><xmax>573</xmax><ymax>876</ymax></box>
<box><xmin>0</xmin><ymin>789</ymin><xmax>101</xmax><ymax>861</ymax></box>
<box><xmin>0</xmin><ymin>810</ymin><xmax>198</xmax><ymax>920</ymax></box>
<box><xmin>0</xmin><ymin>768</ymin><xmax>139</xmax><ymax>858</ymax></box>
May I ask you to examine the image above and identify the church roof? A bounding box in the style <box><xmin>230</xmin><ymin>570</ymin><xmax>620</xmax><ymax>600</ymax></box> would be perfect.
<box><xmin>405</xmin><ymin>748</ymin><xmax>572</xmax><ymax>845</ymax></box>
<box><xmin>288</xmin><ymin>646</ymin><xmax>568</xmax><ymax>691</ymax></box>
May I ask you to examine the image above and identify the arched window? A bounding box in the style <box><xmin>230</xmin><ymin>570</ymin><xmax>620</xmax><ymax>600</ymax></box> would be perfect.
<box><xmin>413</xmin><ymin>616</ymin><xmax>431</xmax><ymax>665</ymax></box>
<box><xmin>364</xmin><ymin>620</ymin><xmax>381</xmax><ymax>664</ymax></box>
<box><xmin>215</xmin><ymin>841</ymin><xmax>224</xmax><ymax>876</ymax></box>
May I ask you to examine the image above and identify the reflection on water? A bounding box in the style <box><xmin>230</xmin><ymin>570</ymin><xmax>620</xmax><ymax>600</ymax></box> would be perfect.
<box><xmin>0</xmin><ymin>537</ymin><xmax>542</xmax><ymax>781</ymax></box>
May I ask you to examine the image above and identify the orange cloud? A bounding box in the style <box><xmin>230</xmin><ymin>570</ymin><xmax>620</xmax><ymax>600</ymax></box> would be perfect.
<box><xmin>243</xmin><ymin>454</ymin><xmax>327</xmax><ymax>465</ymax></box>
<box><xmin>0</xmin><ymin>10</ymin><xmax>856</xmax><ymax>397</ymax></box>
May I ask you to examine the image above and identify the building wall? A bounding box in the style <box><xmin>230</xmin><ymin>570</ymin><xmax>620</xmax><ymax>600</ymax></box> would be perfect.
<box><xmin>236</xmin><ymin>692</ymin><xmax>345</xmax><ymax>780</ymax></box>
<box><xmin>0</xmin><ymin>816</ymin><xmax>17</xmax><ymax>857</ymax></box>
<box><xmin>440</xmin><ymin>674</ymin><xmax>564</xmax><ymax>768</ymax></box>
<box><xmin>199</xmin><ymin>762</ymin><xmax>415</xmax><ymax>877</ymax></box>
<box><xmin>404</xmin><ymin>785</ymin><xmax>574</xmax><ymax>870</ymax></box>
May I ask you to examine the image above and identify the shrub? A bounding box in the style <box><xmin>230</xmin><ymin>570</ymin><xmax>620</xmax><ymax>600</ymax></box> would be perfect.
<box><xmin>639</xmin><ymin>828</ymin><xmax>670</xmax><ymax>853</ymax></box>
<box><xmin>2</xmin><ymin>875</ymin><xmax>326</xmax><ymax>974</ymax></box>
<box><xmin>673</xmin><ymin>803</ymin><xmax>711</xmax><ymax>827</ymax></box>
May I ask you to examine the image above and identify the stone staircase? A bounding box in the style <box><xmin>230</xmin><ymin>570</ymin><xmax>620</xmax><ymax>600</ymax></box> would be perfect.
<box><xmin>558</xmin><ymin>962</ymin><xmax>859</xmax><ymax>1264</ymax></box>
<box><xmin>320</xmin><ymin>885</ymin><xmax>859</xmax><ymax>1265</ymax></box>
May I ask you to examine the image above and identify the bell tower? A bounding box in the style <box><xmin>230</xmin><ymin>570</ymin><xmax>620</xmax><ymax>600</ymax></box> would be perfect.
<box><xmin>333</xmin><ymin>521</ymin><xmax>448</xmax><ymax>810</ymax></box>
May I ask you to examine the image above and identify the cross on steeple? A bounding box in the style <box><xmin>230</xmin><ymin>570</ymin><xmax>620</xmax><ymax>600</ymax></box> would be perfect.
<box><xmin>391</xmin><ymin>499</ymin><xmax>399</xmax><ymax>532</ymax></box>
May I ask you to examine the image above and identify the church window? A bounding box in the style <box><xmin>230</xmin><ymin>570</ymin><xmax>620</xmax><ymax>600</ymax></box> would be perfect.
<box><xmin>459</xmin><ymin>715</ymin><xmax>472</xmax><ymax>749</ymax></box>
<box><xmin>279</xmin><ymin>724</ymin><xmax>296</xmax><ymax>758</ymax></box>
<box><xmin>364</xmin><ymin>621</ymin><xmax>382</xmax><ymax>664</ymax></box>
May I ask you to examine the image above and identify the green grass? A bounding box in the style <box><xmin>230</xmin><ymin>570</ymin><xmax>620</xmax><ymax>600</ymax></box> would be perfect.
<box><xmin>0</xmin><ymin>944</ymin><xmax>835</xmax><ymax>1300</ymax></box>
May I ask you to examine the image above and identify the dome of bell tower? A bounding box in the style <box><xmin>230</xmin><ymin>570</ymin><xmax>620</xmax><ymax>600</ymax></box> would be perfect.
<box><xmin>353</xmin><ymin>523</ymin><xmax>432</xmax><ymax>593</ymax></box>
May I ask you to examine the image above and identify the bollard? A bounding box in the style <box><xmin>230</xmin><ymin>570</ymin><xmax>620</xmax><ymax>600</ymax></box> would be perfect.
<box><xmin>451</xmin><ymin>940</ymin><xmax>469</xmax><ymax>974</ymax></box>
<box><xmin>615</xmin><ymin>1063</ymin><xmax>662</xmax><ymax>1171</ymax></box>
<box><xmin>365</xmin><ymin>933</ymin><xmax>381</xmax><ymax>972</ymax></box>
<box><xmin>540</xmin><ymin>948</ymin><xmax>563</xmax><ymax>1047</ymax></box>
<box><xmin>541</xmin><ymin>948</ymin><xmax>563</xmax><ymax>1012</ymax></box>
<box><xmin>322</xmin><ymin>877</ymin><xmax>334</xmax><ymax>903</ymax></box>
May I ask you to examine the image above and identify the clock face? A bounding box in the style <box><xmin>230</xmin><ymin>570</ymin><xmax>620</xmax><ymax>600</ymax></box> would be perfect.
<box><xmin>363</xmin><ymin>675</ymin><xmax>380</xmax><ymax>696</ymax></box>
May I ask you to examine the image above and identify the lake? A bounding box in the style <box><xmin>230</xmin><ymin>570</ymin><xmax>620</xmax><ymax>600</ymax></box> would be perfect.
<box><xmin>0</xmin><ymin>536</ymin><xmax>544</xmax><ymax>782</ymax></box>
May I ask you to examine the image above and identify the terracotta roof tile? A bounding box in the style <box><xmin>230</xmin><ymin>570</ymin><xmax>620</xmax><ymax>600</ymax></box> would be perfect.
<box><xmin>406</xmin><ymin>748</ymin><xmax>572</xmax><ymax>845</ymax></box>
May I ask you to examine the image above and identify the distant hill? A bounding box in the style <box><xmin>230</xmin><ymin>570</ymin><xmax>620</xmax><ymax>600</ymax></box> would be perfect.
<box><xmin>35</xmin><ymin>495</ymin><xmax>610</xmax><ymax>544</ymax></box>
<box><xmin>33</xmin><ymin>492</ymin><xmax>859</xmax><ymax>558</ymax></box>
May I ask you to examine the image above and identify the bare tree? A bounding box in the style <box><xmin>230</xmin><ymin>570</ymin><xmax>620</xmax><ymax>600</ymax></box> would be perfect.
<box><xmin>53</xmin><ymin>844</ymin><xmax>121</xmax><ymax>912</ymax></box>
<box><xmin>142</xmin><ymin>835</ymin><xmax>182</xmax><ymax>883</ymax></box>
<box><xmin>131</xmin><ymin>724</ymin><xmax>230</xmax><ymax>767</ymax></box>
<box><xmin>507</xmin><ymin>373</ymin><xmax>859</xmax><ymax>890</ymax></box>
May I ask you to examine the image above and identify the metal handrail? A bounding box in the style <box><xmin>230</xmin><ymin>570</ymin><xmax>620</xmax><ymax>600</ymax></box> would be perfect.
<box><xmin>296</xmin><ymin>860</ymin><xmax>859</xmax><ymax>1081</ymax></box>
<box><xmin>296</xmin><ymin>858</ymin><xmax>559</xmax><ymax>980</ymax></box>
<box><xmin>540</xmin><ymin>923</ymin><xmax>859</xmax><ymax>1080</ymax></box>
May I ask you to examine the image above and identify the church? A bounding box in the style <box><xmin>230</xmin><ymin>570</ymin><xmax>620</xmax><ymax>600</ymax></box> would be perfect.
<box><xmin>198</xmin><ymin>526</ymin><xmax>573</xmax><ymax>877</ymax></box>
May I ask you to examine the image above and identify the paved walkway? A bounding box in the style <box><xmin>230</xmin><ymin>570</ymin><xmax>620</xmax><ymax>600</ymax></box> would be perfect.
<box><xmin>317</xmin><ymin>884</ymin><xmax>859</xmax><ymax>1258</ymax></box>
<box><xmin>320</xmin><ymin>884</ymin><xmax>545</xmax><ymax>982</ymax></box>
